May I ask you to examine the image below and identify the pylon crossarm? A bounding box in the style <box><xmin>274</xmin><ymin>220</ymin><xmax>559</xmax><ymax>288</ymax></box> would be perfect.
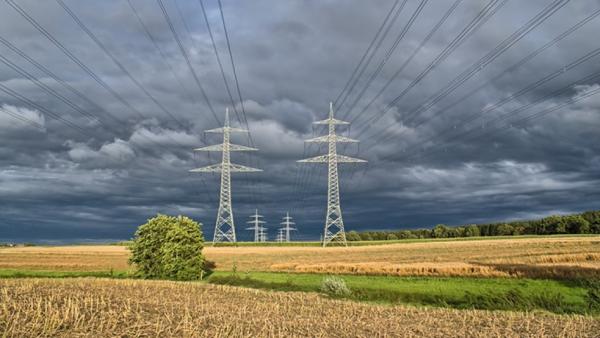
<box><xmin>297</xmin><ymin>155</ymin><xmax>328</xmax><ymax>163</ymax></box>
<box><xmin>313</xmin><ymin>118</ymin><xmax>349</xmax><ymax>125</ymax></box>
<box><xmin>229</xmin><ymin>163</ymin><xmax>262</xmax><ymax>172</ymax></box>
<box><xmin>205</xmin><ymin>126</ymin><xmax>248</xmax><ymax>133</ymax></box>
<box><xmin>336</xmin><ymin>154</ymin><xmax>367</xmax><ymax>163</ymax></box>
<box><xmin>305</xmin><ymin>135</ymin><xmax>358</xmax><ymax>143</ymax></box>
<box><xmin>194</xmin><ymin>143</ymin><xmax>258</xmax><ymax>152</ymax></box>
<box><xmin>189</xmin><ymin>163</ymin><xmax>223</xmax><ymax>173</ymax></box>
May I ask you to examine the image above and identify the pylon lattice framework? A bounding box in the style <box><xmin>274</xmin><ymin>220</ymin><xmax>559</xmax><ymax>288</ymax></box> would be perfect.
<box><xmin>298</xmin><ymin>102</ymin><xmax>366</xmax><ymax>247</ymax></box>
<box><xmin>279</xmin><ymin>212</ymin><xmax>297</xmax><ymax>242</ymax></box>
<box><xmin>190</xmin><ymin>109</ymin><xmax>261</xmax><ymax>244</ymax></box>
<box><xmin>246</xmin><ymin>209</ymin><xmax>266</xmax><ymax>242</ymax></box>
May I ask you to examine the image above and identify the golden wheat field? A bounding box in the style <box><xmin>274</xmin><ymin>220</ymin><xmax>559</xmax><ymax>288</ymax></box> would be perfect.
<box><xmin>1</xmin><ymin>278</ymin><xmax>598</xmax><ymax>338</ymax></box>
<box><xmin>2</xmin><ymin>236</ymin><xmax>598</xmax><ymax>278</ymax></box>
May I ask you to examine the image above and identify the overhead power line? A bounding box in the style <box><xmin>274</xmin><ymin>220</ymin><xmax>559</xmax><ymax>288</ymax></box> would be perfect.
<box><xmin>384</xmin><ymin>7</ymin><xmax>600</xmax><ymax>154</ymax></box>
<box><xmin>333</xmin><ymin>0</ymin><xmax>402</xmax><ymax>107</ymax></box>
<box><xmin>197</xmin><ymin>0</ymin><xmax>243</xmax><ymax>125</ymax></box>
<box><xmin>339</xmin><ymin>0</ymin><xmax>429</xmax><ymax>120</ymax></box>
<box><xmin>156</xmin><ymin>0</ymin><xmax>220</xmax><ymax>124</ymax></box>
<box><xmin>349</xmin><ymin>0</ymin><xmax>507</xmax><ymax>136</ymax></box>
<box><xmin>358</xmin><ymin>0</ymin><xmax>569</xmax><ymax>150</ymax></box>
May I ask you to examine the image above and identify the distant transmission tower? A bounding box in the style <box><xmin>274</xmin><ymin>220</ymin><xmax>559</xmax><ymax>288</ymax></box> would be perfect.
<box><xmin>275</xmin><ymin>228</ymin><xmax>285</xmax><ymax>243</ymax></box>
<box><xmin>246</xmin><ymin>209</ymin><xmax>266</xmax><ymax>242</ymax></box>
<box><xmin>298</xmin><ymin>102</ymin><xmax>366</xmax><ymax>247</ymax></box>
<box><xmin>191</xmin><ymin>109</ymin><xmax>261</xmax><ymax>244</ymax></box>
<box><xmin>279</xmin><ymin>212</ymin><xmax>297</xmax><ymax>242</ymax></box>
<box><xmin>259</xmin><ymin>226</ymin><xmax>268</xmax><ymax>242</ymax></box>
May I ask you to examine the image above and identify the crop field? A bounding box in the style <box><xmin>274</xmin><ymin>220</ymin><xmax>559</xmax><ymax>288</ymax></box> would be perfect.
<box><xmin>2</xmin><ymin>236</ymin><xmax>598</xmax><ymax>279</ymax></box>
<box><xmin>1</xmin><ymin>278</ymin><xmax>599</xmax><ymax>337</ymax></box>
<box><xmin>1</xmin><ymin>236</ymin><xmax>599</xmax><ymax>337</ymax></box>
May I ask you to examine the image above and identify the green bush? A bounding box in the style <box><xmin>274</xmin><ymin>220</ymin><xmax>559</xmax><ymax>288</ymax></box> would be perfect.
<box><xmin>129</xmin><ymin>214</ymin><xmax>208</xmax><ymax>280</ymax></box>
<box><xmin>320</xmin><ymin>276</ymin><xmax>351</xmax><ymax>297</ymax></box>
<box><xmin>585</xmin><ymin>280</ymin><xmax>600</xmax><ymax>312</ymax></box>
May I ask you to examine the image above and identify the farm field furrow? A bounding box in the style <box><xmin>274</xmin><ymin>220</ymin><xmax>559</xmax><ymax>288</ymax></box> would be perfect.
<box><xmin>1</xmin><ymin>278</ymin><xmax>598</xmax><ymax>338</ymax></box>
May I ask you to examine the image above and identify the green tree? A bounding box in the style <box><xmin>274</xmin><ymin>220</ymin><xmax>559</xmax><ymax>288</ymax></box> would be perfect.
<box><xmin>432</xmin><ymin>224</ymin><xmax>449</xmax><ymax>238</ymax></box>
<box><xmin>129</xmin><ymin>214</ymin><xmax>208</xmax><ymax>280</ymax></box>
<box><xmin>495</xmin><ymin>223</ymin><xmax>514</xmax><ymax>236</ymax></box>
<box><xmin>386</xmin><ymin>233</ymin><xmax>398</xmax><ymax>240</ymax></box>
<box><xmin>359</xmin><ymin>232</ymin><xmax>373</xmax><ymax>241</ymax></box>
<box><xmin>564</xmin><ymin>215</ymin><xmax>590</xmax><ymax>234</ymax></box>
<box><xmin>464</xmin><ymin>224</ymin><xmax>480</xmax><ymax>237</ymax></box>
<box><xmin>346</xmin><ymin>231</ymin><xmax>361</xmax><ymax>241</ymax></box>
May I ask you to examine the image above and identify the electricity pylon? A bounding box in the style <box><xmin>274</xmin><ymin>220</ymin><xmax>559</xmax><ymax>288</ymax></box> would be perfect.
<box><xmin>298</xmin><ymin>102</ymin><xmax>366</xmax><ymax>247</ymax></box>
<box><xmin>246</xmin><ymin>209</ymin><xmax>266</xmax><ymax>242</ymax></box>
<box><xmin>259</xmin><ymin>226</ymin><xmax>268</xmax><ymax>242</ymax></box>
<box><xmin>190</xmin><ymin>108</ymin><xmax>261</xmax><ymax>244</ymax></box>
<box><xmin>279</xmin><ymin>212</ymin><xmax>297</xmax><ymax>242</ymax></box>
<box><xmin>275</xmin><ymin>228</ymin><xmax>285</xmax><ymax>243</ymax></box>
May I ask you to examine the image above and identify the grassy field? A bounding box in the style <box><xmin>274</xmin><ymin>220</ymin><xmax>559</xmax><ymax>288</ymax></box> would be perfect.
<box><xmin>1</xmin><ymin>278</ymin><xmax>598</xmax><ymax>337</ymax></box>
<box><xmin>208</xmin><ymin>271</ymin><xmax>596</xmax><ymax>314</ymax></box>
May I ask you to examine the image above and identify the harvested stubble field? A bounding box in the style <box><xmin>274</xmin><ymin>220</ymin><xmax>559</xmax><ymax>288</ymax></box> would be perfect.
<box><xmin>1</xmin><ymin>236</ymin><xmax>599</xmax><ymax>279</ymax></box>
<box><xmin>1</xmin><ymin>278</ymin><xmax>598</xmax><ymax>338</ymax></box>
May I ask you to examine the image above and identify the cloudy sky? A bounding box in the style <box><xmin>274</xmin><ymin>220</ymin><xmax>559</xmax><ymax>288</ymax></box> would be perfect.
<box><xmin>0</xmin><ymin>0</ymin><xmax>599</xmax><ymax>242</ymax></box>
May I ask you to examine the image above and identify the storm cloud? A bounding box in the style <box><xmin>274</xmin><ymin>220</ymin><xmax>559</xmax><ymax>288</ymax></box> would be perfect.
<box><xmin>0</xmin><ymin>0</ymin><xmax>599</xmax><ymax>242</ymax></box>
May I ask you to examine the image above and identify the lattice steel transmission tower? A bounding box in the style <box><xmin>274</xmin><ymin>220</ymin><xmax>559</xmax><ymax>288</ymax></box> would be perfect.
<box><xmin>275</xmin><ymin>228</ymin><xmax>285</xmax><ymax>243</ymax></box>
<box><xmin>190</xmin><ymin>109</ymin><xmax>261</xmax><ymax>244</ymax></box>
<box><xmin>279</xmin><ymin>212</ymin><xmax>297</xmax><ymax>242</ymax></box>
<box><xmin>298</xmin><ymin>102</ymin><xmax>366</xmax><ymax>247</ymax></box>
<box><xmin>259</xmin><ymin>227</ymin><xmax>268</xmax><ymax>242</ymax></box>
<box><xmin>246</xmin><ymin>209</ymin><xmax>266</xmax><ymax>242</ymax></box>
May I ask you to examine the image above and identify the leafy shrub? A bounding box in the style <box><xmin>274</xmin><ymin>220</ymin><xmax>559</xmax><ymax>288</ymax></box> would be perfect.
<box><xmin>320</xmin><ymin>276</ymin><xmax>351</xmax><ymax>297</ymax></box>
<box><xmin>129</xmin><ymin>214</ymin><xmax>208</xmax><ymax>280</ymax></box>
<box><xmin>585</xmin><ymin>280</ymin><xmax>600</xmax><ymax>312</ymax></box>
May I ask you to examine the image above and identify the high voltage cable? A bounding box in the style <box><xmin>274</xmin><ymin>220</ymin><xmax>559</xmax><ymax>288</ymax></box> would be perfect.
<box><xmin>295</xmin><ymin>0</ymin><xmax>405</xmax><ymax>199</ymax></box>
<box><xmin>2</xmin><ymin>0</ymin><xmax>222</xmax><ymax>208</ymax></box>
<box><xmin>126</xmin><ymin>0</ymin><xmax>196</xmax><ymax>104</ymax></box>
<box><xmin>378</xmin><ymin>7</ymin><xmax>600</xmax><ymax>154</ymax></box>
<box><xmin>0</xmin><ymin>35</ymin><xmax>122</xmax><ymax>128</ymax></box>
<box><xmin>392</xmin><ymin>82</ymin><xmax>600</xmax><ymax>164</ymax></box>
<box><xmin>369</xmin><ymin>0</ymin><xmax>568</xmax><ymax>136</ymax></box>
<box><xmin>348</xmin><ymin>0</ymin><xmax>462</xmax><ymax>126</ymax></box>
<box><xmin>197</xmin><ymin>0</ymin><xmax>243</xmax><ymax>126</ymax></box>
<box><xmin>0</xmin><ymin>34</ymin><xmax>191</xmax><ymax>155</ymax></box>
<box><xmin>333</xmin><ymin>0</ymin><xmax>401</xmax><ymax>107</ymax></box>
<box><xmin>304</xmin><ymin>0</ymin><xmax>504</xmax><ymax>194</ymax></box>
<box><xmin>349</xmin><ymin>0</ymin><xmax>506</xmax><ymax>135</ymax></box>
<box><xmin>0</xmin><ymin>82</ymin><xmax>88</xmax><ymax>135</ymax></box>
<box><xmin>216</xmin><ymin>0</ymin><xmax>264</xmax><ymax>207</ymax></box>
<box><xmin>0</xmin><ymin>53</ymin><xmax>98</xmax><ymax>123</ymax></box>
<box><xmin>396</xmin><ymin>53</ymin><xmax>600</xmax><ymax>161</ymax></box>
<box><xmin>339</xmin><ymin>0</ymin><xmax>428</xmax><ymax>120</ymax></box>
<box><xmin>5</xmin><ymin>0</ymin><xmax>157</xmax><ymax>125</ymax></box>
<box><xmin>384</xmin><ymin>47</ymin><xmax>600</xmax><ymax>162</ymax></box>
<box><xmin>56</xmin><ymin>0</ymin><xmax>189</xmax><ymax>131</ymax></box>
<box><xmin>339</xmin><ymin>0</ymin><xmax>507</xmax><ymax>195</ymax></box>
<box><xmin>0</xmin><ymin>106</ymin><xmax>45</xmax><ymax>130</ymax></box>
<box><xmin>337</xmin><ymin>0</ymin><xmax>407</xmax><ymax>112</ymax></box>
<box><xmin>358</xmin><ymin>0</ymin><xmax>569</xmax><ymax>148</ymax></box>
<box><xmin>156</xmin><ymin>0</ymin><xmax>220</xmax><ymax>124</ymax></box>
<box><xmin>217</xmin><ymin>0</ymin><xmax>250</xmax><ymax>131</ymax></box>
<box><xmin>7</xmin><ymin>0</ymin><xmax>190</xmax><ymax>148</ymax></box>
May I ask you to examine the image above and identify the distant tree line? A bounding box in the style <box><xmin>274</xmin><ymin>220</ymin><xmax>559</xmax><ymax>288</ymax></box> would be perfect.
<box><xmin>346</xmin><ymin>210</ymin><xmax>600</xmax><ymax>241</ymax></box>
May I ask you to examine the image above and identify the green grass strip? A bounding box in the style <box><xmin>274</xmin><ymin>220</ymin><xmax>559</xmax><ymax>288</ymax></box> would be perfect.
<box><xmin>208</xmin><ymin>271</ymin><xmax>598</xmax><ymax>315</ymax></box>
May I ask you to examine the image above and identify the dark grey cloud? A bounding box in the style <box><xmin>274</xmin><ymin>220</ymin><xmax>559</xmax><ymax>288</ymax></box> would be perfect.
<box><xmin>0</xmin><ymin>0</ymin><xmax>599</xmax><ymax>242</ymax></box>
